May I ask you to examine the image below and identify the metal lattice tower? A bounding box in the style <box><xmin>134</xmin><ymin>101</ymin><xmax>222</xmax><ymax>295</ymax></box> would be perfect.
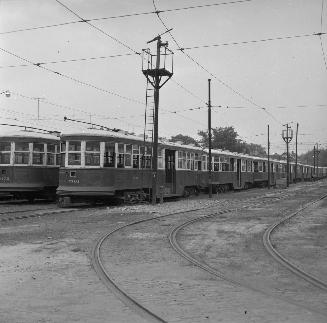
<box><xmin>142</xmin><ymin>35</ymin><xmax>173</xmax><ymax>204</ymax></box>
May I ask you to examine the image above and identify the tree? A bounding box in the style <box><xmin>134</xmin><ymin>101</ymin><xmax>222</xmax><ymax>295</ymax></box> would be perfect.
<box><xmin>299</xmin><ymin>148</ymin><xmax>327</xmax><ymax>167</ymax></box>
<box><xmin>169</xmin><ymin>134</ymin><xmax>199</xmax><ymax>146</ymax></box>
<box><xmin>198</xmin><ymin>126</ymin><xmax>266</xmax><ymax>157</ymax></box>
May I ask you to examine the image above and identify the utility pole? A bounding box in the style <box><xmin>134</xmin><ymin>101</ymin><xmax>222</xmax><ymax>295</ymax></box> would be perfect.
<box><xmin>267</xmin><ymin>124</ymin><xmax>270</xmax><ymax>189</ymax></box>
<box><xmin>282</xmin><ymin>124</ymin><xmax>293</xmax><ymax>187</ymax></box>
<box><xmin>313</xmin><ymin>145</ymin><xmax>316</xmax><ymax>177</ymax></box>
<box><xmin>316</xmin><ymin>143</ymin><xmax>320</xmax><ymax>177</ymax></box>
<box><xmin>208</xmin><ymin>79</ymin><xmax>212</xmax><ymax>198</ymax></box>
<box><xmin>142</xmin><ymin>33</ymin><xmax>173</xmax><ymax>204</ymax></box>
<box><xmin>34</xmin><ymin>97</ymin><xmax>45</xmax><ymax>120</ymax></box>
<box><xmin>295</xmin><ymin>122</ymin><xmax>298</xmax><ymax>182</ymax></box>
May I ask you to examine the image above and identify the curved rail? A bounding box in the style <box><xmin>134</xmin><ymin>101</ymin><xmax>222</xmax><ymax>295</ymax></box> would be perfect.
<box><xmin>263</xmin><ymin>194</ymin><xmax>327</xmax><ymax>291</ymax></box>
<box><xmin>91</xmin><ymin>190</ymin><xmax>322</xmax><ymax>320</ymax></box>
<box><xmin>92</xmin><ymin>222</ymin><xmax>167</xmax><ymax>323</ymax></box>
<box><xmin>168</xmin><ymin>199</ymin><xmax>327</xmax><ymax>316</ymax></box>
<box><xmin>91</xmin><ymin>204</ymin><xmax>242</xmax><ymax>322</ymax></box>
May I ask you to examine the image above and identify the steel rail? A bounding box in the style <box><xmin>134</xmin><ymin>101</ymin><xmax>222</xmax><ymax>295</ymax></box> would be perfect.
<box><xmin>0</xmin><ymin>207</ymin><xmax>57</xmax><ymax>215</ymax></box>
<box><xmin>263</xmin><ymin>194</ymin><xmax>327</xmax><ymax>291</ymax></box>
<box><xmin>90</xmin><ymin>195</ymin><xmax>261</xmax><ymax>322</ymax></box>
<box><xmin>90</xmin><ymin>189</ymin><xmax>310</xmax><ymax>321</ymax></box>
<box><xmin>168</xmin><ymin>195</ymin><xmax>327</xmax><ymax>316</ymax></box>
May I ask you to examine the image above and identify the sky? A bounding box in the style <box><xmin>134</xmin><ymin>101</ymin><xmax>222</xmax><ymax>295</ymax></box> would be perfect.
<box><xmin>0</xmin><ymin>0</ymin><xmax>326</xmax><ymax>155</ymax></box>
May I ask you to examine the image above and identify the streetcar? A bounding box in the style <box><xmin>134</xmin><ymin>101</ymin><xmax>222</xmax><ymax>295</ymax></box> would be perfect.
<box><xmin>0</xmin><ymin>130</ymin><xmax>60</xmax><ymax>201</ymax></box>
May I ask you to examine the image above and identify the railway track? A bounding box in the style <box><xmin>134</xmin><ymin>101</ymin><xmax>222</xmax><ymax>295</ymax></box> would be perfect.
<box><xmin>0</xmin><ymin>206</ymin><xmax>78</xmax><ymax>222</ymax></box>
<box><xmin>263</xmin><ymin>194</ymin><xmax>327</xmax><ymax>291</ymax></box>
<box><xmin>91</xmin><ymin>189</ymin><xmax>326</xmax><ymax>321</ymax></box>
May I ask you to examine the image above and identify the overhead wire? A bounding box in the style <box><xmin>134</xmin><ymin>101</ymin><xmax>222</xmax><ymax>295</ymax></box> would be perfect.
<box><xmin>319</xmin><ymin>0</ymin><xmax>327</xmax><ymax>71</ymax></box>
<box><xmin>7</xmin><ymin>90</ymin><xmax>144</xmax><ymax>129</ymax></box>
<box><xmin>151</xmin><ymin>0</ymin><xmax>282</xmax><ymax>125</ymax></box>
<box><xmin>178</xmin><ymin>32</ymin><xmax>326</xmax><ymax>51</ymax></box>
<box><xmin>0</xmin><ymin>52</ymin><xmax>136</xmax><ymax>69</ymax></box>
<box><xmin>55</xmin><ymin>0</ymin><xmax>140</xmax><ymax>54</ymax></box>
<box><xmin>0</xmin><ymin>0</ymin><xmax>255</xmax><ymax>36</ymax></box>
<box><xmin>0</xmin><ymin>46</ymin><xmax>144</xmax><ymax>105</ymax></box>
<box><xmin>53</xmin><ymin>0</ymin><xmax>211</xmax><ymax>123</ymax></box>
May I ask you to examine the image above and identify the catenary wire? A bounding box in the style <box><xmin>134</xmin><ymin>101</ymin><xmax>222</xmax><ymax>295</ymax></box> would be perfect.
<box><xmin>319</xmin><ymin>0</ymin><xmax>327</xmax><ymax>71</ymax></box>
<box><xmin>0</xmin><ymin>46</ymin><xmax>144</xmax><ymax>105</ymax></box>
<box><xmin>0</xmin><ymin>53</ymin><xmax>136</xmax><ymax>69</ymax></box>
<box><xmin>178</xmin><ymin>32</ymin><xmax>326</xmax><ymax>51</ymax></box>
<box><xmin>54</xmin><ymin>0</ymin><xmax>208</xmax><ymax>115</ymax></box>
<box><xmin>152</xmin><ymin>0</ymin><xmax>282</xmax><ymax>125</ymax></box>
<box><xmin>54</xmin><ymin>0</ymin><xmax>140</xmax><ymax>54</ymax></box>
<box><xmin>0</xmin><ymin>0</ymin><xmax>255</xmax><ymax>35</ymax></box>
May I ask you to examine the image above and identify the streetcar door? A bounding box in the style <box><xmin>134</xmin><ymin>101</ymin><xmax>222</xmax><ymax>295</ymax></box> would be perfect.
<box><xmin>237</xmin><ymin>159</ymin><xmax>241</xmax><ymax>188</ymax></box>
<box><xmin>165</xmin><ymin>149</ymin><xmax>176</xmax><ymax>194</ymax></box>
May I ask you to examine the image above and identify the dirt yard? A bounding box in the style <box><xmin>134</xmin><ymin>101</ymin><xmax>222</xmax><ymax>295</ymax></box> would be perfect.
<box><xmin>0</xmin><ymin>181</ymin><xmax>326</xmax><ymax>323</ymax></box>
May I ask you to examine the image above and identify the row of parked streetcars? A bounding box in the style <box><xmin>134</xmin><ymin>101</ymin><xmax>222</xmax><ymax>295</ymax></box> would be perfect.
<box><xmin>0</xmin><ymin>130</ymin><xmax>326</xmax><ymax>206</ymax></box>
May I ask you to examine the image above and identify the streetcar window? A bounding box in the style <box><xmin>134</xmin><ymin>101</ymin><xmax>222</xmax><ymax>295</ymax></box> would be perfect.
<box><xmin>190</xmin><ymin>153</ymin><xmax>195</xmax><ymax>171</ymax></box>
<box><xmin>86</xmin><ymin>141</ymin><xmax>100</xmax><ymax>152</ymax></box>
<box><xmin>47</xmin><ymin>154</ymin><xmax>55</xmax><ymax>165</ymax></box>
<box><xmin>263</xmin><ymin>162</ymin><xmax>266</xmax><ymax>172</ymax></box>
<box><xmin>117</xmin><ymin>143</ymin><xmax>124</xmax><ymax>168</ymax></box>
<box><xmin>132</xmin><ymin>145</ymin><xmax>139</xmax><ymax>169</ymax></box>
<box><xmin>47</xmin><ymin>144</ymin><xmax>56</xmax><ymax>153</ymax></box>
<box><xmin>186</xmin><ymin>152</ymin><xmax>191</xmax><ymax>170</ymax></box>
<box><xmin>0</xmin><ymin>141</ymin><xmax>11</xmax><ymax>165</ymax></box>
<box><xmin>178</xmin><ymin>151</ymin><xmax>183</xmax><ymax>169</ymax></box>
<box><xmin>213</xmin><ymin>156</ymin><xmax>219</xmax><ymax>172</ymax></box>
<box><xmin>33</xmin><ymin>153</ymin><xmax>44</xmax><ymax>165</ymax></box>
<box><xmin>258</xmin><ymin>162</ymin><xmax>263</xmax><ymax>172</ymax></box>
<box><xmin>68</xmin><ymin>141</ymin><xmax>81</xmax><ymax>151</ymax></box>
<box><xmin>158</xmin><ymin>148</ymin><xmax>164</xmax><ymax>169</ymax></box>
<box><xmin>201</xmin><ymin>155</ymin><xmax>207</xmax><ymax>171</ymax></box>
<box><xmin>125</xmin><ymin>144</ymin><xmax>132</xmax><ymax>167</ymax></box>
<box><xmin>229</xmin><ymin>158</ymin><xmax>235</xmax><ymax>172</ymax></box>
<box><xmin>241</xmin><ymin>159</ymin><xmax>246</xmax><ymax>172</ymax></box>
<box><xmin>253</xmin><ymin>161</ymin><xmax>258</xmax><ymax>172</ymax></box>
<box><xmin>47</xmin><ymin>144</ymin><xmax>56</xmax><ymax>166</ymax></box>
<box><xmin>32</xmin><ymin>143</ymin><xmax>45</xmax><ymax>165</ymax></box>
<box><xmin>14</xmin><ymin>142</ymin><xmax>29</xmax><ymax>165</ymax></box>
<box><xmin>60</xmin><ymin>142</ymin><xmax>66</xmax><ymax>152</ymax></box>
<box><xmin>221</xmin><ymin>157</ymin><xmax>229</xmax><ymax>171</ymax></box>
<box><xmin>68</xmin><ymin>141</ymin><xmax>81</xmax><ymax>166</ymax></box>
<box><xmin>68</xmin><ymin>153</ymin><xmax>81</xmax><ymax>166</ymax></box>
<box><xmin>0</xmin><ymin>153</ymin><xmax>10</xmax><ymax>164</ymax></box>
<box><xmin>85</xmin><ymin>153</ymin><xmax>100</xmax><ymax>166</ymax></box>
<box><xmin>15</xmin><ymin>142</ymin><xmax>29</xmax><ymax>151</ymax></box>
<box><xmin>0</xmin><ymin>142</ymin><xmax>11</xmax><ymax>151</ymax></box>
<box><xmin>85</xmin><ymin>141</ymin><xmax>100</xmax><ymax>166</ymax></box>
<box><xmin>33</xmin><ymin>143</ymin><xmax>44</xmax><ymax>152</ymax></box>
<box><xmin>141</xmin><ymin>145</ymin><xmax>152</xmax><ymax>169</ymax></box>
<box><xmin>247</xmin><ymin>160</ymin><xmax>252</xmax><ymax>172</ymax></box>
<box><xmin>15</xmin><ymin>152</ymin><xmax>29</xmax><ymax>164</ymax></box>
<box><xmin>194</xmin><ymin>153</ymin><xmax>199</xmax><ymax>171</ymax></box>
<box><xmin>104</xmin><ymin>142</ymin><xmax>115</xmax><ymax>167</ymax></box>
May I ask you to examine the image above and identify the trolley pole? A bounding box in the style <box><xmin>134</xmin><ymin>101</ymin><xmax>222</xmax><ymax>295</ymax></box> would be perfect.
<box><xmin>142</xmin><ymin>33</ymin><xmax>173</xmax><ymax>205</ymax></box>
<box><xmin>267</xmin><ymin>124</ymin><xmax>270</xmax><ymax>189</ymax></box>
<box><xmin>282</xmin><ymin>123</ymin><xmax>293</xmax><ymax>187</ymax></box>
<box><xmin>295</xmin><ymin>122</ymin><xmax>298</xmax><ymax>182</ymax></box>
<box><xmin>208</xmin><ymin>79</ymin><xmax>212</xmax><ymax>198</ymax></box>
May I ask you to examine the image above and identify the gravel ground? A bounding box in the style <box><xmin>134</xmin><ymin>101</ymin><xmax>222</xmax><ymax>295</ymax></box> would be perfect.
<box><xmin>0</xmin><ymin>180</ymin><xmax>326</xmax><ymax>322</ymax></box>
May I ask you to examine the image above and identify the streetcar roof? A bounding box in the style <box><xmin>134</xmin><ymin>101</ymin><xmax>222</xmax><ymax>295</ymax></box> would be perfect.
<box><xmin>0</xmin><ymin>130</ymin><xmax>59</xmax><ymax>141</ymax></box>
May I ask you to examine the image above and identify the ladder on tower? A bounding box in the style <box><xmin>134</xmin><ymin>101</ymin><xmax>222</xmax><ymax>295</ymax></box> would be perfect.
<box><xmin>144</xmin><ymin>80</ymin><xmax>154</xmax><ymax>144</ymax></box>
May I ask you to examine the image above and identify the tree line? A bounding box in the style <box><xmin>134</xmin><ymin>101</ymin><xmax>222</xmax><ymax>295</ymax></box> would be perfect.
<box><xmin>166</xmin><ymin>126</ymin><xmax>326</xmax><ymax>166</ymax></box>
